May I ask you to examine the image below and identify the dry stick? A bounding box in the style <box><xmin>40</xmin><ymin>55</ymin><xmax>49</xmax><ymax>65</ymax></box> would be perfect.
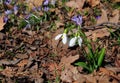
<box><xmin>0</xmin><ymin>59</ymin><xmax>22</xmax><ymax>66</ymax></box>
<box><xmin>83</xmin><ymin>22</ymin><xmax>120</xmax><ymax>30</ymax></box>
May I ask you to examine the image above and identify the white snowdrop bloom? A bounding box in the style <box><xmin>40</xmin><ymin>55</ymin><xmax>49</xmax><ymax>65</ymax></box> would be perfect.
<box><xmin>55</xmin><ymin>34</ymin><xmax>62</xmax><ymax>40</ymax></box>
<box><xmin>55</xmin><ymin>33</ymin><xmax>68</xmax><ymax>44</ymax></box>
<box><xmin>69</xmin><ymin>37</ymin><xmax>77</xmax><ymax>47</ymax></box>
<box><xmin>69</xmin><ymin>36</ymin><xmax>82</xmax><ymax>47</ymax></box>
<box><xmin>78</xmin><ymin>36</ymin><xmax>82</xmax><ymax>46</ymax></box>
<box><xmin>62</xmin><ymin>33</ymin><xmax>68</xmax><ymax>44</ymax></box>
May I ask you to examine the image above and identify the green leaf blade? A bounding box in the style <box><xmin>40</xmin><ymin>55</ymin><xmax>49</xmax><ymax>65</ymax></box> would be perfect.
<box><xmin>97</xmin><ymin>48</ymin><xmax>105</xmax><ymax>67</ymax></box>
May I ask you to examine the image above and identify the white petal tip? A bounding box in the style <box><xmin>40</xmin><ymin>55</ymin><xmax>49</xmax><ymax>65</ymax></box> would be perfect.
<box><xmin>55</xmin><ymin>34</ymin><xmax>62</xmax><ymax>40</ymax></box>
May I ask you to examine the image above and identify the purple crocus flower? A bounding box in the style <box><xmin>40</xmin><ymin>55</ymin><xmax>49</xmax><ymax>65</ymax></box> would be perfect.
<box><xmin>71</xmin><ymin>15</ymin><xmax>82</xmax><ymax>25</ymax></box>
<box><xmin>3</xmin><ymin>16</ymin><xmax>8</xmax><ymax>23</ymax></box>
<box><xmin>43</xmin><ymin>0</ymin><xmax>49</xmax><ymax>5</ymax></box>
<box><xmin>37</xmin><ymin>6</ymin><xmax>41</xmax><ymax>11</ymax></box>
<box><xmin>25</xmin><ymin>14</ymin><xmax>31</xmax><ymax>19</ymax></box>
<box><xmin>13</xmin><ymin>5</ymin><xmax>18</xmax><ymax>14</ymax></box>
<box><xmin>24</xmin><ymin>24</ymin><xmax>31</xmax><ymax>29</ymax></box>
<box><xmin>4</xmin><ymin>0</ymin><xmax>11</xmax><ymax>5</ymax></box>
<box><xmin>44</xmin><ymin>7</ymin><xmax>49</xmax><ymax>11</ymax></box>
<box><xmin>5</xmin><ymin>10</ymin><xmax>12</xmax><ymax>15</ymax></box>
<box><xmin>32</xmin><ymin>7</ymin><xmax>37</xmax><ymax>11</ymax></box>
<box><xmin>96</xmin><ymin>16</ymin><xmax>101</xmax><ymax>20</ymax></box>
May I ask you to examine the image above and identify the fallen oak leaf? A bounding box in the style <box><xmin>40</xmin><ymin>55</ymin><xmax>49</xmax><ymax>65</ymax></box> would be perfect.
<box><xmin>97</xmin><ymin>9</ymin><xmax>108</xmax><ymax>25</ymax></box>
<box><xmin>27</xmin><ymin>0</ymin><xmax>44</xmax><ymax>10</ymax></box>
<box><xmin>17</xmin><ymin>59</ymin><xmax>29</xmax><ymax>67</ymax></box>
<box><xmin>1</xmin><ymin>67</ymin><xmax>15</xmax><ymax>77</ymax></box>
<box><xmin>92</xmin><ymin>28</ymin><xmax>110</xmax><ymax>39</ymax></box>
<box><xmin>0</xmin><ymin>16</ymin><xmax>5</xmax><ymax>31</ymax></box>
<box><xmin>60</xmin><ymin>55</ymin><xmax>82</xmax><ymax>83</ymax></box>
<box><xmin>109</xmin><ymin>9</ymin><xmax>119</xmax><ymax>24</ymax></box>
<box><xmin>65</xmin><ymin>0</ymin><xmax>85</xmax><ymax>9</ymax></box>
<box><xmin>87</xmin><ymin>0</ymin><xmax>100</xmax><ymax>7</ymax></box>
<box><xmin>85</xmin><ymin>28</ymin><xmax>110</xmax><ymax>41</ymax></box>
<box><xmin>112</xmin><ymin>0</ymin><xmax>120</xmax><ymax>3</ymax></box>
<box><xmin>59</xmin><ymin>54</ymin><xmax>79</xmax><ymax>68</ymax></box>
<box><xmin>59</xmin><ymin>55</ymin><xmax>86</xmax><ymax>82</ymax></box>
<box><xmin>60</xmin><ymin>66</ymin><xmax>82</xmax><ymax>82</ymax></box>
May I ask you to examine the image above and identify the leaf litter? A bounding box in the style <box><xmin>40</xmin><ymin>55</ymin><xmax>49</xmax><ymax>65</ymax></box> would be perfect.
<box><xmin>0</xmin><ymin>0</ymin><xmax>120</xmax><ymax>83</ymax></box>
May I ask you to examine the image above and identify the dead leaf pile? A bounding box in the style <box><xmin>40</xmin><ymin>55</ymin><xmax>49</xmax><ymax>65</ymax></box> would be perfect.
<box><xmin>87</xmin><ymin>0</ymin><xmax>100</xmax><ymax>7</ymax></box>
<box><xmin>65</xmin><ymin>0</ymin><xmax>85</xmax><ymax>9</ymax></box>
<box><xmin>0</xmin><ymin>16</ymin><xmax>5</xmax><ymax>31</ymax></box>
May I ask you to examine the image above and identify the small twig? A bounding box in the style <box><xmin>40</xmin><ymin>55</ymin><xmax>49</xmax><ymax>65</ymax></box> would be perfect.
<box><xmin>83</xmin><ymin>22</ymin><xmax>120</xmax><ymax>30</ymax></box>
<box><xmin>0</xmin><ymin>59</ymin><xmax>22</xmax><ymax>66</ymax></box>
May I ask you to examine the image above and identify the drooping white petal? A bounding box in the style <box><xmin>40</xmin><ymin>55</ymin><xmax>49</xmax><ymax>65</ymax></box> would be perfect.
<box><xmin>69</xmin><ymin>37</ymin><xmax>77</xmax><ymax>47</ymax></box>
<box><xmin>55</xmin><ymin>34</ymin><xmax>62</xmax><ymax>40</ymax></box>
<box><xmin>78</xmin><ymin>37</ymin><xmax>82</xmax><ymax>47</ymax></box>
<box><xmin>62</xmin><ymin>33</ymin><xmax>68</xmax><ymax>44</ymax></box>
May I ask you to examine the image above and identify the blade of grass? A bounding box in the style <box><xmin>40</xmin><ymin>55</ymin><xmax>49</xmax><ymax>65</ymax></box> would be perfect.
<box><xmin>97</xmin><ymin>48</ymin><xmax>105</xmax><ymax>67</ymax></box>
<box><xmin>75</xmin><ymin>62</ymin><xmax>90</xmax><ymax>71</ymax></box>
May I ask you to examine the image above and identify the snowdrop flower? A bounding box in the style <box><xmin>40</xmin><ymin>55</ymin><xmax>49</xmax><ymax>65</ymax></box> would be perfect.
<box><xmin>71</xmin><ymin>15</ymin><xmax>82</xmax><ymax>25</ymax></box>
<box><xmin>69</xmin><ymin>36</ymin><xmax>82</xmax><ymax>47</ymax></box>
<box><xmin>55</xmin><ymin>33</ymin><xmax>68</xmax><ymax>44</ymax></box>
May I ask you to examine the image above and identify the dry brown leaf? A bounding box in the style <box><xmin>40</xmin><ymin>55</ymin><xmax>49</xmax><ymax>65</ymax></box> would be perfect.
<box><xmin>60</xmin><ymin>55</ymin><xmax>82</xmax><ymax>83</ymax></box>
<box><xmin>65</xmin><ymin>0</ymin><xmax>85</xmax><ymax>9</ymax></box>
<box><xmin>1</xmin><ymin>67</ymin><xmax>15</xmax><ymax>77</ymax></box>
<box><xmin>27</xmin><ymin>0</ymin><xmax>44</xmax><ymax>10</ymax></box>
<box><xmin>112</xmin><ymin>0</ymin><xmax>120</xmax><ymax>3</ymax></box>
<box><xmin>48</xmin><ymin>62</ymin><xmax>58</xmax><ymax>72</ymax></box>
<box><xmin>60</xmin><ymin>66</ymin><xmax>84</xmax><ymax>83</ymax></box>
<box><xmin>92</xmin><ymin>28</ymin><xmax>110</xmax><ymax>39</ymax></box>
<box><xmin>115</xmin><ymin>54</ymin><xmax>120</xmax><ymax>67</ymax></box>
<box><xmin>0</xmin><ymin>16</ymin><xmax>5</xmax><ymax>31</ymax></box>
<box><xmin>97</xmin><ymin>9</ymin><xmax>108</xmax><ymax>24</ymax></box>
<box><xmin>98</xmin><ymin>75</ymin><xmax>111</xmax><ymax>83</ymax></box>
<box><xmin>85</xmin><ymin>28</ymin><xmax>110</xmax><ymax>41</ymax></box>
<box><xmin>15</xmin><ymin>54</ymin><xmax>28</xmax><ymax>59</ymax></box>
<box><xmin>87</xmin><ymin>0</ymin><xmax>100</xmax><ymax>7</ymax></box>
<box><xmin>55</xmin><ymin>21</ymin><xmax>64</xmax><ymax>28</ymax></box>
<box><xmin>109</xmin><ymin>9</ymin><xmax>119</xmax><ymax>24</ymax></box>
<box><xmin>17</xmin><ymin>59</ymin><xmax>28</xmax><ymax>67</ymax></box>
<box><xmin>84</xmin><ymin>75</ymin><xmax>97</xmax><ymax>83</ymax></box>
<box><xmin>59</xmin><ymin>55</ymin><xmax>79</xmax><ymax>68</ymax></box>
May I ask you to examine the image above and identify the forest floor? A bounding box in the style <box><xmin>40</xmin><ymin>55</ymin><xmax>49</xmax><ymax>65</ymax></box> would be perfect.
<box><xmin>0</xmin><ymin>0</ymin><xmax>120</xmax><ymax>83</ymax></box>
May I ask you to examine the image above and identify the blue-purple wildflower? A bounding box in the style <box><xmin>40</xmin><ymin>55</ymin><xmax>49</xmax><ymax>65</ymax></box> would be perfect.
<box><xmin>44</xmin><ymin>7</ymin><xmax>49</xmax><ymax>11</ymax></box>
<box><xmin>13</xmin><ymin>6</ymin><xmax>18</xmax><ymax>14</ymax></box>
<box><xmin>24</xmin><ymin>24</ymin><xmax>31</xmax><ymax>29</ymax></box>
<box><xmin>4</xmin><ymin>0</ymin><xmax>11</xmax><ymax>5</ymax></box>
<box><xmin>3</xmin><ymin>16</ymin><xmax>8</xmax><ymax>23</ymax></box>
<box><xmin>5</xmin><ymin>10</ymin><xmax>12</xmax><ymax>15</ymax></box>
<box><xmin>71</xmin><ymin>15</ymin><xmax>82</xmax><ymax>25</ymax></box>
<box><xmin>43</xmin><ymin>0</ymin><xmax>49</xmax><ymax>5</ymax></box>
<box><xmin>25</xmin><ymin>14</ymin><xmax>31</xmax><ymax>19</ymax></box>
<box><xmin>32</xmin><ymin>7</ymin><xmax>37</xmax><ymax>11</ymax></box>
<box><xmin>37</xmin><ymin>6</ymin><xmax>41</xmax><ymax>11</ymax></box>
<box><xmin>96</xmin><ymin>16</ymin><xmax>101</xmax><ymax>20</ymax></box>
